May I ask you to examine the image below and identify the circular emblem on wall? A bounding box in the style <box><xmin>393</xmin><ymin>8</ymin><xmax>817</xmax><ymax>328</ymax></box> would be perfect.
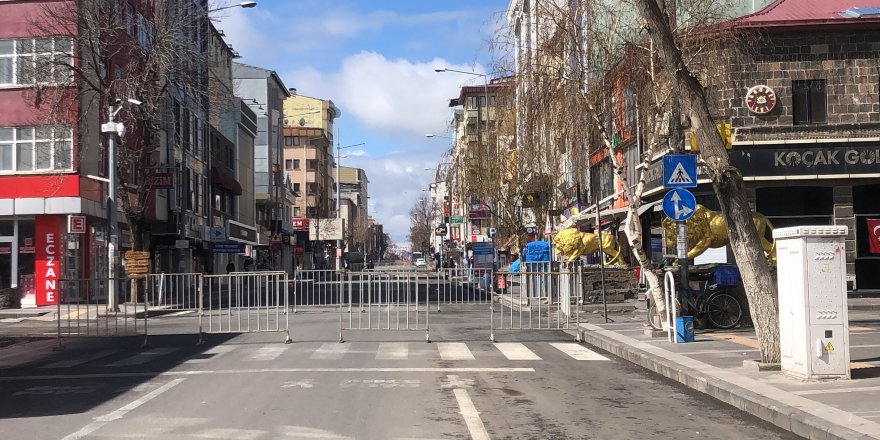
<box><xmin>745</xmin><ymin>85</ymin><xmax>777</xmax><ymax>115</ymax></box>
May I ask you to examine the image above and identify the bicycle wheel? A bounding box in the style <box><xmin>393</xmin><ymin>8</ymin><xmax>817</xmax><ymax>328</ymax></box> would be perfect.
<box><xmin>647</xmin><ymin>300</ymin><xmax>663</xmax><ymax>330</ymax></box>
<box><xmin>706</xmin><ymin>292</ymin><xmax>743</xmax><ymax>329</ymax></box>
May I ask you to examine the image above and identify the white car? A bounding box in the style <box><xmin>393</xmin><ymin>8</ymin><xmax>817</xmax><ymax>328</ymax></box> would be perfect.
<box><xmin>414</xmin><ymin>258</ymin><xmax>427</xmax><ymax>267</ymax></box>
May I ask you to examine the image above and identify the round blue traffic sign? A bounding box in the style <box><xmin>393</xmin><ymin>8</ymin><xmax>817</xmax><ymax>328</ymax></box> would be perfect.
<box><xmin>662</xmin><ymin>189</ymin><xmax>697</xmax><ymax>221</ymax></box>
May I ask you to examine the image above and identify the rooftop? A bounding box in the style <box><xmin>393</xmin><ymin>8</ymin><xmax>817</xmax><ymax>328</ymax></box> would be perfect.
<box><xmin>736</xmin><ymin>0</ymin><xmax>880</xmax><ymax>26</ymax></box>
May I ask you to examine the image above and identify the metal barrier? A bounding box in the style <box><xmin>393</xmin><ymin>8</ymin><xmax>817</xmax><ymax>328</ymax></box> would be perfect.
<box><xmin>56</xmin><ymin>278</ymin><xmax>149</xmax><ymax>348</ymax></box>
<box><xmin>490</xmin><ymin>269</ymin><xmax>583</xmax><ymax>342</ymax></box>
<box><xmin>664</xmin><ymin>269</ymin><xmax>678</xmax><ymax>344</ymax></box>
<box><xmin>434</xmin><ymin>268</ymin><xmax>492</xmax><ymax>306</ymax></box>
<box><xmin>199</xmin><ymin>271</ymin><xmax>291</xmax><ymax>343</ymax></box>
<box><xmin>290</xmin><ymin>270</ymin><xmax>346</xmax><ymax>308</ymax></box>
<box><xmin>146</xmin><ymin>272</ymin><xmax>202</xmax><ymax>311</ymax></box>
<box><xmin>338</xmin><ymin>271</ymin><xmax>431</xmax><ymax>342</ymax></box>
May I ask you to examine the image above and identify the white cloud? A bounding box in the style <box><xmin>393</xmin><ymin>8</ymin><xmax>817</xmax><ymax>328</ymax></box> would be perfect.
<box><xmin>287</xmin><ymin>51</ymin><xmax>485</xmax><ymax>140</ymax></box>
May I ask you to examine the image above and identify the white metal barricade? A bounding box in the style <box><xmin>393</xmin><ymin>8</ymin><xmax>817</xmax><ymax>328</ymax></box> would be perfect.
<box><xmin>490</xmin><ymin>269</ymin><xmax>583</xmax><ymax>342</ymax></box>
<box><xmin>289</xmin><ymin>270</ymin><xmax>346</xmax><ymax>309</ymax></box>
<box><xmin>146</xmin><ymin>272</ymin><xmax>202</xmax><ymax>311</ymax></box>
<box><xmin>339</xmin><ymin>271</ymin><xmax>431</xmax><ymax>342</ymax></box>
<box><xmin>199</xmin><ymin>272</ymin><xmax>291</xmax><ymax>343</ymax></box>
<box><xmin>434</xmin><ymin>268</ymin><xmax>492</xmax><ymax>307</ymax></box>
<box><xmin>55</xmin><ymin>278</ymin><xmax>149</xmax><ymax>348</ymax></box>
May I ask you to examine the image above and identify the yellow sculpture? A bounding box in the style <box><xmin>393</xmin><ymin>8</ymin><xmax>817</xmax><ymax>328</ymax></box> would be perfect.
<box><xmin>552</xmin><ymin>227</ymin><xmax>625</xmax><ymax>265</ymax></box>
<box><xmin>663</xmin><ymin>204</ymin><xmax>776</xmax><ymax>264</ymax></box>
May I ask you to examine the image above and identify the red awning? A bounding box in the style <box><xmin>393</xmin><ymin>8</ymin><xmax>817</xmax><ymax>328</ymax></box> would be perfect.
<box><xmin>211</xmin><ymin>165</ymin><xmax>242</xmax><ymax>195</ymax></box>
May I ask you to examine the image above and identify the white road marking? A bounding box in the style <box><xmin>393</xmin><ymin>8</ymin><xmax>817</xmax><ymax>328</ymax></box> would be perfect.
<box><xmin>105</xmin><ymin>348</ymin><xmax>178</xmax><ymax>367</ymax></box>
<box><xmin>249</xmin><ymin>346</ymin><xmax>287</xmax><ymax>362</ymax></box>
<box><xmin>376</xmin><ymin>342</ymin><xmax>409</xmax><ymax>360</ymax></box>
<box><xmin>282</xmin><ymin>379</ymin><xmax>314</xmax><ymax>388</ymax></box>
<box><xmin>40</xmin><ymin>349</ymin><xmax>123</xmax><ymax>369</ymax></box>
<box><xmin>438</xmin><ymin>343</ymin><xmax>475</xmax><ymax>360</ymax></box>
<box><xmin>60</xmin><ymin>378</ymin><xmax>184</xmax><ymax>440</ymax></box>
<box><xmin>341</xmin><ymin>379</ymin><xmax>420</xmax><ymax>388</ymax></box>
<box><xmin>184</xmin><ymin>345</ymin><xmax>237</xmax><ymax>364</ymax></box>
<box><xmin>310</xmin><ymin>343</ymin><xmax>349</xmax><ymax>360</ymax></box>
<box><xmin>549</xmin><ymin>343</ymin><xmax>609</xmax><ymax>361</ymax></box>
<box><xmin>494</xmin><ymin>343</ymin><xmax>541</xmax><ymax>361</ymax></box>
<box><xmin>441</xmin><ymin>375</ymin><xmax>475</xmax><ymax>389</ymax></box>
<box><xmin>449</xmin><ymin>375</ymin><xmax>490</xmax><ymax>440</ymax></box>
<box><xmin>0</xmin><ymin>367</ymin><xmax>535</xmax><ymax>382</ymax></box>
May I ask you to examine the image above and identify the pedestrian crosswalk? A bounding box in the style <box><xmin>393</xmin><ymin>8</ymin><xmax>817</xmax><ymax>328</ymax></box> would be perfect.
<box><xmin>19</xmin><ymin>341</ymin><xmax>610</xmax><ymax>370</ymax></box>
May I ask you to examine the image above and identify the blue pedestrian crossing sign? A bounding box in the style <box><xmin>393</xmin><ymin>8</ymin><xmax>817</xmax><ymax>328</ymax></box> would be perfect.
<box><xmin>663</xmin><ymin>154</ymin><xmax>698</xmax><ymax>188</ymax></box>
<box><xmin>662</xmin><ymin>189</ymin><xmax>697</xmax><ymax>221</ymax></box>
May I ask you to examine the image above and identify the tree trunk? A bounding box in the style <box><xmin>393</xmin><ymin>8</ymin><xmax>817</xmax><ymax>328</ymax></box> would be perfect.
<box><xmin>624</xmin><ymin>208</ymin><xmax>665</xmax><ymax>316</ymax></box>
<box><xmin>636</xmin><ymin>0</ymin><xmax>780</xmax><ymax>363</ymax></box>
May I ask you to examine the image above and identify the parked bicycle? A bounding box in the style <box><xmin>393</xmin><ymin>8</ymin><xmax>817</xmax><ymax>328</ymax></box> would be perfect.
<box><xmin>647</xmin><ymin>264</ymin><xmax>747</xmax><ymax>330</ymax></box>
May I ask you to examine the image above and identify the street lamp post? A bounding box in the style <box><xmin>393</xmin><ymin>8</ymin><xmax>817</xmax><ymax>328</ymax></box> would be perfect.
<box><xmin>208</xmin><ymin>1</ymin><xmax>257</xmax><ymax>14</ymax></box>
<box><xmin>335</xmin><ymin>140</ymin><xmax>365</xmax><ymax>270</ymax></box>
<box><xmin>101</xmin><ymin>98</ymin><xmax>141</xmax><ymax>312</ymax></box>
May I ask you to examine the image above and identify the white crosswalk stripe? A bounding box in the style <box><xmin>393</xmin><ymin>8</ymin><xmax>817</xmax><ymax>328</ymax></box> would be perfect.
<box><xmin>40</xmin><ymin>349</ymin><xmax>123</xmax><ymax>369</ymax></box>
<box><xmin>494</xmin><ymin>343</ymin><xmax>542</xmax><ymax>360</ymax></box>
<box><xmin>310</xmin><ymin>343</ymin><xmax>349</xmax><ymax>360</ymax></box>
<box><xmin>105</xmin><ymin>348</ymin><xmax>179</xmax><ymax>367</ymax></box>
<box><xmin>437</xmin><ymin>343</ymin><xmax>475</xmax><ymax>360</ymax></box>
<box><xmin>549</xmin><ymin>343</ymin><xmax>609</xmax><ymax>361</ymax></box>
<box><xmin>376</xmin><ymin>342</ymin><xmax>409</xmax><ymax>360</ymax></box>
<box><xmin>184</xmin><ymin>345</ymin><xmax>237</xmax><ymax>364</ymax></box>
<box><xmin>248</xmin><ymin>346</ymin><xmax>288</xmax><ymax>362</ymax></box>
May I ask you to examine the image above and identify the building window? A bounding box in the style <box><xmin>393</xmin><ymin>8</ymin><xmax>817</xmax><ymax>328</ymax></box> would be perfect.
<box><xmin>293</xmin><ymin>159</ymin><xmax>300</xmax><ymax>170</ymax></box>
<box><xmin>293</xmin><ymin>183</ymin><xmax>300</xmax><ymax>194</ymax></box>
<box><xmin>793</xmin><ymin>80</ymin><xmax>827</xmax><ymax>125</ymax></box>
<box><xmin>285</xmin><ymin>159</ymin><xmax>293</xmax><ymax>170</ymax></box>
<box><xmin>294</xmin><ymin>207</ymin><xmax>301</xmax><ymax>217</ymax></box>
<box><xmin>307</xmin><ymin>183</ymin><xmax>316</xmax><ymax>195</ymax></box>
<box><xmin>284</xmin><ymin>136</ymin><xmax>295</xmax><ymax>146</ymax></box>
<box><xmin>307</xmin><ymin>159</ymin><xmax>316</xmax><ymax>170</ymax></box>
<box><xmin>0</xmin><ymin>37</ymin><xmax>73</xmax><ymax>85</ymax></box>
<box><xmin>292</xmin><ymin>136</ymin><xmax>300</xmax><ymax>145</ymax></box>
<box><xmin>0</xmin><ymin>126</ymin><xmax>73</xmax><ymax>172</ymax></box>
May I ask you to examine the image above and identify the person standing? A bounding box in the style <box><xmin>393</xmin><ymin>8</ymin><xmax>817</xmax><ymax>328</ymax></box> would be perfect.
<box><xmin>226</xmin><ymin>261</ymin><xmax>235</xmax><ymax>274</ymax></box>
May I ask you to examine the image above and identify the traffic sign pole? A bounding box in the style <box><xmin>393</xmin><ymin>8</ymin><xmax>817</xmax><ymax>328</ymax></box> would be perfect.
<box><xmin>677</xmin><ymin>221</ymin><xmax>688</xmax><ymax>316</ymax></box>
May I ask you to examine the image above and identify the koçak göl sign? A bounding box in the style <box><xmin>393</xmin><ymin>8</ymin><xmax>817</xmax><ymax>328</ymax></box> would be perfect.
<box><xmin>729</xmin><ymin>142</ymin><xmax>880</xmax><ymax>176</ymax></box>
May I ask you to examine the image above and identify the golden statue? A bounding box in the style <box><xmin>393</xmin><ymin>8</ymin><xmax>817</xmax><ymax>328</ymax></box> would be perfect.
<box><xmin>663</xmin><ymin>204</ymin><xmax>776</xmax><ymax>264</ymax></box>
<box><xmin>552</xmin><ymin>227</ymin><xmax>625</xmax><ymax>265</ymax></box>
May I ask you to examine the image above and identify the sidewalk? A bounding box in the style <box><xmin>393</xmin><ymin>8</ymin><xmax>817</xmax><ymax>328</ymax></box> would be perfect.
<box><xmin>574</xmin><ymin>306</ymin><xmax>880</xmax><ymax>440</ymax></box>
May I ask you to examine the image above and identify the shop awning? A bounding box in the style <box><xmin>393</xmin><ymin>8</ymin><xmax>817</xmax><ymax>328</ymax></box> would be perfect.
<box><xmin>211</xmin><ymin>165</ymin><xmax>243</xmax><ymax>195</ymax></box>
<box><xmin>558</xmin><ymin>200</ymin><xmax>661</xmax><ymax>230</ymax></box>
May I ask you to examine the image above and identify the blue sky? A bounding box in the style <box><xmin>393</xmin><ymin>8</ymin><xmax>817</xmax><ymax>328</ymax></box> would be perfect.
<box><xmin>214</xmin><ymin>0</ymin><xmax>510</xmax><ymax>244</ymax></box>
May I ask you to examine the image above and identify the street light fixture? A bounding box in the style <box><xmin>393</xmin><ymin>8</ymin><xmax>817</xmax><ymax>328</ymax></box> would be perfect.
<box><xmin>209</xmin><ymin>1</ymin><xmax>257</xmax><ymax>13</ymax></box>
<box><xmin>101</xmin><ymin>98</ymin><xmax>141</xmax><ymax>312</ymax></box>
<box><xmin>335</xmin><ymin>141</ymin><xmax>365</xmax><ymax>270</ymax></box>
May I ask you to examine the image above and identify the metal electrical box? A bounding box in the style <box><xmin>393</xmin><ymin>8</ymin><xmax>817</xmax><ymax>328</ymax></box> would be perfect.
<box><xmin>773</xmin><ymin>226</ymin><xmax>850</xmax><ymax>380</ymax></box>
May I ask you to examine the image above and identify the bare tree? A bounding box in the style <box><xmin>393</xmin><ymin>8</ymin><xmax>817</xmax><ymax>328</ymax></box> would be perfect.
<box><xmin>634</xmin><ymin>0</ymin><xmax>779</xmax><ymax>362</ymax></box>
<box><xmin>408</xmin><ymin>197</ymin><xmax>434</xmax><ymax>254</ymax></box>
<box><xmin>26</xmin><ymin>0</ymin><xmax>220</xmax><ymax>251</ymax></box>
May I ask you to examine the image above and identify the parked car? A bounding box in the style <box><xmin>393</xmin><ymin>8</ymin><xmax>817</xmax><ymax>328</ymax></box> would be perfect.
<box><xmin>414</xmin><ymin>258</ymin><xmax>427</xmax><ymax>267</ymax></box>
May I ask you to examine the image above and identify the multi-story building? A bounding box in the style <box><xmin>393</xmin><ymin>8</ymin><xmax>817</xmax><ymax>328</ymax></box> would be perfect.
<box><xmin>232</xmin><ymin>62</ymin><xmax>292</xmax><ymax>272</ymax></box>
<box><xmin>282</xmin><ymin>94</ymin><xmax>340</xmax><ymax>268</ymax></box>
<box><xmin>335</xmin><ymin>166</ymin><xmax>369</xmax><ymax>253</ymax></box>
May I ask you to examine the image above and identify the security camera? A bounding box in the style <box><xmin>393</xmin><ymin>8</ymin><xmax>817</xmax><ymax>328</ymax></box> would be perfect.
<box><xmin>127</xmin><ymin>98</ymin><xmax>142</xmax><ymax>106</ymax></box>
<box><xmin>115</xmin><ymin>123</ymin><xmax>126</xmax><ymax>138</ymax></box>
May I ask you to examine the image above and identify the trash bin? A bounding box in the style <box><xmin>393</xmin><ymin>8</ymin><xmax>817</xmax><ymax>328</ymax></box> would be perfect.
<box><xmin>676</xmin><ymin>316</ymin><xmax>694</xmax><ymax>343</ymax></box>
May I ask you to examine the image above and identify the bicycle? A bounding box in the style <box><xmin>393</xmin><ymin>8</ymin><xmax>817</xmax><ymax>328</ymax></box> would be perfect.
<box><xmin>646</xmin><ymin>268</ymin><xmax>745</xmax><ymax>330</ymax></box>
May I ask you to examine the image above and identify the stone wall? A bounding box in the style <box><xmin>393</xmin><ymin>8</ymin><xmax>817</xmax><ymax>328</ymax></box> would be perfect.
<box><xmin>582</xmin><ymin>267</ymin><xmax>636</xmax><ymax>303</ymax></box>
<box><xmin>0</xmin><ymin>288</ymin><xmax>21</xmax><ymax>309</ymax></box>
<box><xmin>698</xmin><ymin>31</ymin><xmax>880</xmax><ymax>142</ymax></box>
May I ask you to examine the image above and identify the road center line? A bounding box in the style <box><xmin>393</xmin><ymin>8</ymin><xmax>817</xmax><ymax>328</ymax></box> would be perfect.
<box><xmin>60</xmin><ymin>378</ymin><xmax>184</xmax><ymax>440</ymax></box>
<box><xmin>451</xmin><ymin>380</ymin><xmax>491</xmax><ymax>440</ymax></box>
<box><xmin>0</xmin><ymin>367</ymin><xmax>535</xmax><ymax>382</ymax></box>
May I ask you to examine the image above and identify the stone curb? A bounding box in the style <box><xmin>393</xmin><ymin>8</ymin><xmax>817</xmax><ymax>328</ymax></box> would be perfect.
<box><xmin>573</xmin><ymin>322</ymin><xmax>880</xmax><ymax>440</ymax></box>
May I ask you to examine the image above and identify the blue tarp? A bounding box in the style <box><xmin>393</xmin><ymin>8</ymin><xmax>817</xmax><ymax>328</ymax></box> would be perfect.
<box><xmin>509</xmin><ymin>259</ymin><xmax>521</xmax><ymax>273</ymax></box>
<box><xmin>523</xmin><ymin>241</ymin><xmax>550</xmax><ymax>262</ymax></box>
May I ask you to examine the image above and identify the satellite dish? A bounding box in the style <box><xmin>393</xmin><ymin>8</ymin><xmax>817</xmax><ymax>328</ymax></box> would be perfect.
<box><xmin>298</xmin><ymin>117</ymin><xmax>306</xmax><ymax>126</ymax></box>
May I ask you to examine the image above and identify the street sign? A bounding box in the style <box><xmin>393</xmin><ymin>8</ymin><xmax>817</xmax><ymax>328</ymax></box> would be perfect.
<box><xmin>487</xmin><ymin>228</ymin><xmax>497</xmax><ymax>238</ymax></box>
<box><xmin>663</xmin><ymin>154</ymin><xmax>698</xmax><ymax>188</ymax></box>
<box><xmin>435</xmin><ymin>225</ymin><xmax>448</xmax><ymax>236</ymax></box>
<box><xmin>209</xmin><ymin>227</ymin><xmax>225</xmax><ymax>242</ymax></box>
<box><xmin>662</xmin><ymin>189</ymin><xmax>697</xmax><ymax>221</ymax></box>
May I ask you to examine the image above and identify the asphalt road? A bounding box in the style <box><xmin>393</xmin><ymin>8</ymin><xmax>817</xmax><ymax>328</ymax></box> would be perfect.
<box><xmin>0</xmin><ymin>304</ymin><xmax>802</xmax><ymax>439</ymax></box>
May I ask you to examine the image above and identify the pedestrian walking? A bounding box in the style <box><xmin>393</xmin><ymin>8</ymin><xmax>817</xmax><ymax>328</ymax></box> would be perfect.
<box><xmin>226</xmin><ymin>261</ymin><xmax>235</xmax><ymax>274</ymax></box>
